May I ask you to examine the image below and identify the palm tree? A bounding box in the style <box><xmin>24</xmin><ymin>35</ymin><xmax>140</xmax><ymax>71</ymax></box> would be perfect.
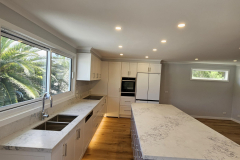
<box><xmin>0</xmin><ymin>36</ymin><xmax>46</xmax><ymax>107</ymax></box>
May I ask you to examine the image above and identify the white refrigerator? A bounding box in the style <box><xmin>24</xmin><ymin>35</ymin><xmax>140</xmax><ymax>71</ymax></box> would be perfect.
<box><xmin>135</xmin><ymin>73</ymin><xmax>161</xmax><ymax>104</ymax></box>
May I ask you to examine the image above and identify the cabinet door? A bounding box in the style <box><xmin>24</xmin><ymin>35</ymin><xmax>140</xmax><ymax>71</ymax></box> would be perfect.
<box><xmin>90</xmin><ymin>55</ymin><xmax>95</xmax><ymax>80</ymax></box>
<box><xmin>129</xmin><ymin>63</ymin><xmax>137</xmax><ymax>77</ymax></box>
<box><xmin>74</xmin><ymin>122</ymin><xmax>84</xmax><ymax>160</ymax></box>
<box><xmin>148</xmin><ymin>74</ymin><xmax>160</xmax><ymax>101</ymax></box>
<box><xmin>107</xmin><ymin>97</ymin><xmax>120</xmax><ymax>117</ymax></box>
<box><xmin>63</xmin><ymin>132</ymin><xmax>75</xmax><ymax>160</ymax></box>
<box><xmin>136</xmin><ymin>73</ymin><xmax>149</xmax><ymax>100</ymax></box>
<box><xmin>98</xmin><ymin>59</ymin><xmax>102</xmax><ymax>80</ymax></box>
<box><xmin>149</xmin><ymin>63</ymin><xmax>161</xmax><ymax>73</ymax></box>
<box><xmin>83</xmin><ymin>116</ymin><xmax>93</xmax><ymax>151</ymax></box>
<box><xmin>137</xmin><ymin>63</ymin><xmax>149</xmax><ymax>73</ymax></box>
<box><xmin>122</xmin><ymin>62</ymin><xmax>130</xmax><ymax>77</ymax></box>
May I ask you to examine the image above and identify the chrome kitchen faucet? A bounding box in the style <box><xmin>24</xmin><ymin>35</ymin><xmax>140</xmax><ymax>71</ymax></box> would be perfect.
<box><xmin>42</xmin><ymin>92</ymin><xmax>53</xmax><ymax>120</ymax></box>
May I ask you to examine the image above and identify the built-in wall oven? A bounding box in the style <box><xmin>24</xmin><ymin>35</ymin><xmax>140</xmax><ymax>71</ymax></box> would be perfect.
<box><xmin>121</xmin><ymin>77</ymin><xmax>136</xmax><ymax>97</ymax></box>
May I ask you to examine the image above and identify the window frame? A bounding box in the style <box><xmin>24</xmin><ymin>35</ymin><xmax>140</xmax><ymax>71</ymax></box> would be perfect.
<box><xmin>190</xmin><ymin>68</ymin><xmax>230</xmax><ymax>82</ymax></box>
<box><xmin>0</xmin><ymin>19</ymin><xmax>76</xmax><ymax>121</ymax></box>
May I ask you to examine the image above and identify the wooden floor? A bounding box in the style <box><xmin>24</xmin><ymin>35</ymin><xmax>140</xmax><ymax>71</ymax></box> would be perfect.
<box><xmin>196</xmin><ymin>118</ymin><xmax>240</xmax><ymax>145</ymax></box>
<box><xmin>82</xmin><ymin>117</ymin><xmax>133</xmax><ymax>160</ymax></box>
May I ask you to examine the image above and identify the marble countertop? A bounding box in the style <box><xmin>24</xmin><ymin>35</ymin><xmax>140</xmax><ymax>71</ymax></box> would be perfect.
<box><xmin>131</xmin><ymin>103</ymin><xmax>240</xmax><ymax>160</ymax></box>
<box><xmin>0</xmin><ymin>96</ymin><xmax>106</xmax><ymax>153</ymax></box>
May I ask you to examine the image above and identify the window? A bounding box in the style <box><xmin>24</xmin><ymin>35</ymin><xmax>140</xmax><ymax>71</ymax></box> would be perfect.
<box><xmin>191</xmin><ymin>69</ymin><xmax>229</xmax><ymax>82</ymax></box>
<box><xmin>0</xmin><ymin>36</ymin><xmax>47</xmax><ymax>108</ymax></box>
<box><xmin>51</xmin><ymin>53</ymin><xmax>72</xmax><ymax>95</ymax></box>
<box><xmin>0</xmin><ymin>29</ymin><xmax>73</xmax><ymax>110</ymax></box>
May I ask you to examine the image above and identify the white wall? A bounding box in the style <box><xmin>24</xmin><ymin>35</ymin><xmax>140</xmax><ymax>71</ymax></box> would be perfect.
<box><xmin>231</xmin><ymin>66</ymin><xmax>240</xmax><ymax>122</ymax></box>
<box><xmin>160</xmin><ymin>63</ymin><xmax>236</xmax><ymax>118</ymax></box>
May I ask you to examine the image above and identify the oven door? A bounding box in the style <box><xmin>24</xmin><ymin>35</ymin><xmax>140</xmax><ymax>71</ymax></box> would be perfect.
<box><xmin>121</xmin><ymin>81</ymin><xmax>136</xmax><ymax>92</ymax></box>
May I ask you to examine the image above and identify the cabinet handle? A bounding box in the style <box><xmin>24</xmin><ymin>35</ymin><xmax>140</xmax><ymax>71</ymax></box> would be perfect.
<box><xmin>129</xmin><ymin>71</ymin><xmax>131</xmax><ymax>75</ymax></box>
<box><xmin>124</xmin><ymin>110</ymin><xmax>131</xmax><ymax>111</ymax></box>
<box><xmin>78</xmin><ymin>129</ymin><xmax>81</xmax><ymax>139</ymax></box>
<box><xmin>65</xmin><ymin>144</ymin><xmax>67</xmax><ymax>156</ymax></box>
<box><xmin>76</xmin><ymin>129</ymin><xmax>81</xmax><ymax>140</ymax></box>
<box><xmin>125</xmin><ymin>101</ymin><xmax>131</xmax><ymax>102</ymax></box>
<box><xmin>62</xmin><ymin>144</ymin><xmax>65</xmax><ymax>156</ymax></box>
<box><xmin>96</xmin><ymin>123</ymin><xmax>99</xmax><ymax>127</ymax></box>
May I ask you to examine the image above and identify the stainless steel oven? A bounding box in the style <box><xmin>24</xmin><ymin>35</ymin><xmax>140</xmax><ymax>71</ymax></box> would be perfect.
<box><xmin>121</xmin><ymin>77</ymin><xmax>136</xmax><ymax>97</ymax></box>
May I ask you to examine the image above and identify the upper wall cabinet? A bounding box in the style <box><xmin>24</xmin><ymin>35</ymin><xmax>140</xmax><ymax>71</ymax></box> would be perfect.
<box><xmin>137</xmin><ymin>63</ymin><xmax>162</xmax><ymax>73</ymax></box>
<box><xmin>121</xmin><ymin>62</ymin><xmax>137</xmax><ymax>77</ymax></box>
<box><xmin>77</xmin><ymin>53</ymin><xmax>102</xmax><ymax>81</ymax></box>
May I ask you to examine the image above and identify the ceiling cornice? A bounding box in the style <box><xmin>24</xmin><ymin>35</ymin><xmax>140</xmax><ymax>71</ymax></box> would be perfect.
<box><xmin>1</xmin><ymin>0</ymin><xmax>78</xmax><ymax>49</ymax></box>
<box><xmin>162</xmin><ymin>61</ymin><xmax>239</xmax><ymax>66</ymax></box>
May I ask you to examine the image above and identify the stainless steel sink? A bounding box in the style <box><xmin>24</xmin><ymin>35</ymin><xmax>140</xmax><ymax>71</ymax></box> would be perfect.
<box><xmin>33</xmin><ymin>121</ymin><xmax>69</xmax><ymax>131</ymax></box>
<box><xmin>48</xmin><ymin>115</ymin><xmax>78</xmax><ymax>123</ymax></box>
<box><xmin>33</xmin><ymin>115</ymin><xmax>78</xmax><ymax>131</ymax></box>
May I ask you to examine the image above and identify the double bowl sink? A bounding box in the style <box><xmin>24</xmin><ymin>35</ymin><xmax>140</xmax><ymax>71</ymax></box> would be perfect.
<box><xmin>33</xmin><ymin>115</ymin><xmax>78</xmax><ymax>131</ymax></box>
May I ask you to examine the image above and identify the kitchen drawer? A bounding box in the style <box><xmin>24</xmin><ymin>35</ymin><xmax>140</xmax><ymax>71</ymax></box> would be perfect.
<box><xmin>120</xmin><ymin>97</ymin><xmax>135</xmax><ymax>105</ymax></box>
<box><xmin>120</xmin><ymin>106</ymin><xmax>132</xmax><ymax>115</ymax></box>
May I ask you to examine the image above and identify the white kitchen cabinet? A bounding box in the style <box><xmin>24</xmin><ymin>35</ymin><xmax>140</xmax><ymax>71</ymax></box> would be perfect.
<box><xmin>107</xmin><ymin>62</ymin><xmax>121</xmax><ymax>117</ymax></box>
<box><xmin>135</xmin><ymin>73</ymin><xmax>149</xmax><ymax>100</ymax></box>
<box><xmin>119</xmin><ymin>97</ymin><xmax>135</xmax><ymax>118</ymax></box>
<box><xmin>148</xmin><ymin>74</ymin><xmax>160</xmax><ymax>101</ymax></box>
<box><xmin>122</xmin><ymin>62</ymin><xmax>137</xmax><ymax>77</ymax></box>
<box><xmin>74</xmin><ymin>120</ymin><xmax>84</xmax><ymax>160</ymax></box>
<box><xmin>62</xmin><ymin>131</ymin><xmax>75</xmax><ymax>160</ymax></box>
<box><xmin>83</xmin><ymin>112</ymin><xmax>93</xmax><ymax>151</ymax></box>
<box><xmin>77</xmin><ymin>53</ymin><xmax>101</xmax><ymax>81</ymax></box>
<box><xmin>137</xmin><ymin>63</ymin><xmax>161</xmax><ymax>73</ymax></box>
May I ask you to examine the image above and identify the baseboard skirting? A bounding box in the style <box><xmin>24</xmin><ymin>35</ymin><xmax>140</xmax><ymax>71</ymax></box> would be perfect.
<box><xmin>231</xmin><ymin>118</ymin><xmax>240</xmax><ymax>124</ymax></box>
<box><xmin>191</xmin><ymin>115</ymin><xmax>231</xmax><ymax>120</ymax></box>
<box><xmin>191</xmin><ymin>115</ymin><xmax>240</xmax><ymax>124</ymax></box>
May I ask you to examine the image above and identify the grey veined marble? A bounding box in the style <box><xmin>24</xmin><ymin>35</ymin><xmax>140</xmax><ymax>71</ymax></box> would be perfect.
<box><xmin>0</xmin><ymin>96</ymin><xmax>105</xmax><ymax>153</ymax></box>
<box><xmin>131</xmin><ymin>103</ymin><xmax>240</xmax><ymax>160</ymax></box>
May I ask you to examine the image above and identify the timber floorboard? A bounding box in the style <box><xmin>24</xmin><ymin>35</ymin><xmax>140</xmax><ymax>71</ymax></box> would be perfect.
<box><xmin>196</xmin><ymin>118</ymin><xmax>240</xmax><ymax>145</ymax></box>
<box><xmin>82</xmin><ymin>117</ymin><xmax>133</xmax><ymax>160</ymax></box>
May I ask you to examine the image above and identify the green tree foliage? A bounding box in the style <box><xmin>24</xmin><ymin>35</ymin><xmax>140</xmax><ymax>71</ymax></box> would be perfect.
<box><xmin>192</xmin><ymin>70</ymin><xmax>225</xmax><ymax>80</ymax></box>
<box><xmin>0</xmin><ymin>36</ymin><xmax>71</xmax><ymax>108</ymax></box>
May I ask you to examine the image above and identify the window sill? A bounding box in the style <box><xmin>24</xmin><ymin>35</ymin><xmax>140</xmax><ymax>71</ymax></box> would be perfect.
<box><xmin>0</xmin><ymin>92</ymin><xmax>75</xmax><ymax>128</ymax></box>
<box><xmin>190</xmin><ymin>78</ymin><xmax>229</xmax><ymax>82</ymax></box>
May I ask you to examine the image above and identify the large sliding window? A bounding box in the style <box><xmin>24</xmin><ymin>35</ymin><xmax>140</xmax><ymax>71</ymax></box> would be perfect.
<box><xmin>0</xmin><ymin>29</ymin><xmax>73</xmax><ymax>110</ymax></box>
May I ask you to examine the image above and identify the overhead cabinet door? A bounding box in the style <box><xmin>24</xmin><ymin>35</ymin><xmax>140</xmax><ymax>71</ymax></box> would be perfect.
<box><xmin>136</xmin><ymin>73</ymin><xmax>149</xmax><ymax>100</ymax></box>
<box><xmin>121</xmin><ymin>62</ymin><xmax>130</xmax><ymax>77</ymax></box>
<box><xmin>137</xmin><ymin>63</ymin><xmax>149</xmax><ymax>73</ymax></box>
<box><xmin>148</xmin><ymin>74</ymin><xmax>160</xmax><ymax>101</ymax></box>
<box><xmin>149</xmin><ymin>63</ymin><xmax>161</xmax><ymax>73</ymax></box>
<box><xmin>129</xmin><ymin>63</ymin><xmax>137</xmax><ymax>77</ymax></box>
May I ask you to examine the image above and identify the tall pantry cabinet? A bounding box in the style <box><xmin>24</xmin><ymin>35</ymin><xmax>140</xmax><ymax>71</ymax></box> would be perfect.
<box><xmin>107</xmin><ymin>62</ymin><xmax>121</xmax><ymax>117</ymax></box>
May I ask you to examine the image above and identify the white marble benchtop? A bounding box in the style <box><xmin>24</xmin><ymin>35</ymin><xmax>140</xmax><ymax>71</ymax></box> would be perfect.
<box><xmin>131</xmin><ymin>103</ymin><xmax>240</xmax><ymax>160</ymax></box>
<box><xmin>0</xmin><ymin>96</ymin><xmax>106</xmax><ymax>153</ymax></box>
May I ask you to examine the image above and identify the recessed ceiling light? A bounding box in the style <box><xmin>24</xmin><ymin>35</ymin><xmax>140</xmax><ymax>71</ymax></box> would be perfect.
<box><xmin>178</xmin><ymin>23</ymin><xmax>185</xmax><ymax>28</ymax></box>
<box><xmin>145</xmin><ymin>56</ymin><xmax>149</xmax><ymax>58</ymax></box>
<box><xmin>195</xmin><ymin>58</ymin><xmax>198</xmax><ymax>61</ymax></box>
<box><xmin>161</xmin><ymin>40</ymin><xmax>167</xmax><ymax>43</ymax></box>
<box><xmin>119</xmin><ymin>45</ymin><xmax>122</xmax><ymax>48</ymax></box>
<box><xmin>120</xmin><ymin>53</ymin><xmax>123</xmax><ymax>56</ymax></box>
<box><xmin>233</xmin><ymin>60</ymin><xmax>237</xmax><ymax>62</ymax></box>
<box><xmin>153</xmin><ymin>49</ymin><xmax>157</xmax><ymax>51</ymax></box>
<box><xmin>115</xmin><ymin>27</ymin><xmax>121</xmax><ymax>30</ymax></box>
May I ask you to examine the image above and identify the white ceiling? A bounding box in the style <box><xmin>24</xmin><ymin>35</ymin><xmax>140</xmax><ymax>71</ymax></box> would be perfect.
<box><xmin>2</xmin><ymin>0</ymin><xmax>240</xmax><ymax>64</ymax></box>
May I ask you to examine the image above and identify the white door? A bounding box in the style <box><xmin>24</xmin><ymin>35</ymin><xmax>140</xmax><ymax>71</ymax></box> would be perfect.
<box><xmin>107</xmin><ymin>62</ymin><xmax>121</xmax><ymax>117</ymax></box>
<box><xmin>136</xmin><ymin>73</ymin><xmax>149</xmax><ymax>100</ymax></box>
<box><xmin>74</xmin><ymin>122</ymin><xmax>84</xmax><ymax>160</ymax></box>
<box><xmin>63</xmin><ymin>132</ymin><xmax>75</xmax><ymax>160</ymax></box>
<box><xmin>137</xmin><ymin>63</ymin><xmax>149</xmax><ymax>73</ymax></box>
<box><xmin>107</xmin><ymin>97</ymin><xmax>120</xmax><ymax>117</ymax></box>
<box><xmin>148</xmin><ymin>74</ymin><xmax>160</xmax><ymax>101</ymax></box>
<box><xmin>129</xmin><ymin>63</ymin><xmax>137</xmax><ymax>77</ymax></box>
<box><xmin>149</xmin><ymin>63</ymin><xmax>161</xmax><ymax>73</ymax></box>
<box><xmin>121</xmin><ymin>62</ymin><xmax>129</xmax><ymax>77</ymax></box>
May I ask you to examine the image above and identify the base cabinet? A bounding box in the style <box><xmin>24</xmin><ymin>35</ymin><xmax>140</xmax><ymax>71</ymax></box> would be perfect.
<box><xmin>0</xmin><ymin>97</ymin><xmax>107</xmax><ymax>160</ymax></box>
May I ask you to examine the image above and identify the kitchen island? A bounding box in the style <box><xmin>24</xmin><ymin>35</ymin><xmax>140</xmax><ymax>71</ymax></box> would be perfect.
<box><xmin>131</xmin><ymin>103</ymin><xmax>240</xmax><ymax>160</ymax></box>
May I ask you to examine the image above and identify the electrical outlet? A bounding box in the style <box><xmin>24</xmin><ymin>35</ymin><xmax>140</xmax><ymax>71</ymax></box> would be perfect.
<box><xmin>223</xmin><ymin>112</ymin><xmax>227</xmax><ymax>115</ymax></box>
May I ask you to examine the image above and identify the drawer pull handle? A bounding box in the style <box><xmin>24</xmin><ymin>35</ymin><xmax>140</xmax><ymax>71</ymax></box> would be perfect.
<box><xmin>125</xmin><ymin>101</ymin><xmax>131</xmax><ymax>102</ymax></box>
<box><xmin>124</xmin><ymin>110</ymin><xmax>131</xmax><ymax>111</ymax></box>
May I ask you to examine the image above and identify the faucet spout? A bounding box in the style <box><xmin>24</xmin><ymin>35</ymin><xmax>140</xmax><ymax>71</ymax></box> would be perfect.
<box><xmin>42</xmin><ymin>92</ymin><xmax>53</xmax><ymax>120</ymax></box>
